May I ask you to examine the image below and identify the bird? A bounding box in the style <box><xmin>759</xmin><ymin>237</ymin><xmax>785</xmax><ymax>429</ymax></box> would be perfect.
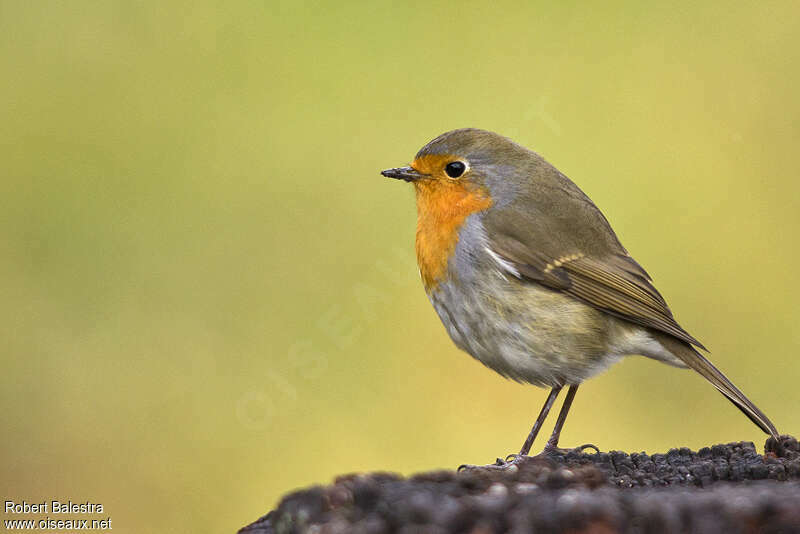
<box><xmin>380</xmin><ymin>128</ymin><xmax>780</xmax><ymax>460</ymax></box>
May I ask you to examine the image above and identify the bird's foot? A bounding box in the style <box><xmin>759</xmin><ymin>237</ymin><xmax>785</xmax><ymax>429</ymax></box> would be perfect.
<box><xmin>540</xmin><ymin>443</ymin><xmax>600</xmax><ymax>457</ymax></box>
<box><xmin>457</xmin><ymin>457</ymin><xmax>516</xmax><ymax>472</ymax></box>
<box><xmin>457</xmin><ymin>453</ymin><xmax>550</xmax><ymax>472</ymax></box>
<box><xmin>457</xmin><ymin>444</ymin><xmax>600</xmax><ymax>472</ymax></box>
<box><xmin>506</xmin><ymin>443</ymin><xmax>599</xmax><ymax>463</ymax></box>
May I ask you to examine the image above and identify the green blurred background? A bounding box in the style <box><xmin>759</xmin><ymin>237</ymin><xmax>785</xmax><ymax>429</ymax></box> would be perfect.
<box><xmin>1</xmin><ymin>1</ymin><xmax>798</xmax><ymax>532</ymax></box>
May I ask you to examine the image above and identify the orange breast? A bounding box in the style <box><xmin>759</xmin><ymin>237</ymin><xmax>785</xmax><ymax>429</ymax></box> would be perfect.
<box><xmin>412</xmin><ymin>161</ymin><xmax>492</xmax><ymax>292</ymax></box>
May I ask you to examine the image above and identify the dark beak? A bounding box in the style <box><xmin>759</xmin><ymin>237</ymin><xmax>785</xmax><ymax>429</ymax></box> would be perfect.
<box><xmin>381</xmin><ymin>166</ymin><xmax>426</xmax><ymax>183</ymax></box>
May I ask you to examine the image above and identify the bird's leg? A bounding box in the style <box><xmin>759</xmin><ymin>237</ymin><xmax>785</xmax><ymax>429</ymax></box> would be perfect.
<box><xmin>458</xmin><ymin>385</ymin><xmax>598</xmax><ymax>472</ymax></box>
<box><xmin>458</xmin><ymin>386</ymin><xmax>562</xmax><ymax>472</ymax></box>
<box><xmin>518</xmin><ymin>386</ymin><xmax>562</xmax><ymax>456</ymax></box>
<box><xmin>541</xmin><ymin>384</ymin><xmax>598</xmax><ymax>455</ymax></box>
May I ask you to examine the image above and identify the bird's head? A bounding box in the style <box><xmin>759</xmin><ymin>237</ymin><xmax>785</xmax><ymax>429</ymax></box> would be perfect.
<box><xmin>381</xmin><ymin>128</ymin><xmax>534</xmax><ymax>210</ymax></box>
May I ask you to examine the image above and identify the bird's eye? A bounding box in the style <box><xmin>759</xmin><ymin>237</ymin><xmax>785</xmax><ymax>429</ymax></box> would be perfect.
<box><xmin>445</xmin><ymin>161</ymin><xmax>466</xmax><ymax>178</ymax></box>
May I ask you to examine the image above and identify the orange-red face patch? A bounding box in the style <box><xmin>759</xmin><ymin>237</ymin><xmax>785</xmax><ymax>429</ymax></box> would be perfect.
<box><xmin>410</xmin><ymin>154</ymin><xmax>492</xmax><ymax>292</ymax></box>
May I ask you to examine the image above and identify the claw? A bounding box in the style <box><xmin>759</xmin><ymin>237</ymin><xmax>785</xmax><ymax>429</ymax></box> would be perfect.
<box><xmin>457</xmin><ymin>444</ymin><xmax>600</xmax><ymax>473</ymax></box>
<box><xmin>457</xmin><ymin>454</ymin><xmax>523</xmax><ymax>472</ymax></box>
<box><xmin>458</xmin><ymin>462</ymin><xmax>501</xmax><ymax>471</ymax></box>
<box><xmin>541</xmin><ymin>443</ymin><xmax>601</xmax><ymax>456</ymax></box>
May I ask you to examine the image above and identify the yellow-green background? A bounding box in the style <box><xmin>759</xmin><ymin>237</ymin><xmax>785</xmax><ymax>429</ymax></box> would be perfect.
<box><xmin>1</xmin><ymin>2</ymin><xmax>798</xmax><ymax>533</ymax></box>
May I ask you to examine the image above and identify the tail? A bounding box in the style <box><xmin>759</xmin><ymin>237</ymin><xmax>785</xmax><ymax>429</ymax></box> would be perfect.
<box><xmin>655</xmin><ymin>333</ymin><xmax>779</xmax><ymax>440</ymax></box>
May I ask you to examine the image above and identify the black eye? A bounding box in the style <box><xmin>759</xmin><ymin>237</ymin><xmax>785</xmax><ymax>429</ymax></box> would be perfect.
<box><xmin>445</xmin><ymin>161</ymin><xmax>466</xmax><ymax>178</ymax></box>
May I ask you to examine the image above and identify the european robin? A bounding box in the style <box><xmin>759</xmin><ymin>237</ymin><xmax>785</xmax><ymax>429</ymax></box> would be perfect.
<box><xmin>381</xmin><ymin>128</ymin><xmax>779</xmax><ymax>458</ymax></box>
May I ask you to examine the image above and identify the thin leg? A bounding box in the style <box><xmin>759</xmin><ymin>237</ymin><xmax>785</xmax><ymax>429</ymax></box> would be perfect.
<box><xmin>519</xmin><ymin>386</ymin><xmax>562</xmax><ymax>456</ymax></box>
<box><xmin>544</xmin><ymin>384</ymin><xmax>579</xmax><ymax>450</ymax></box>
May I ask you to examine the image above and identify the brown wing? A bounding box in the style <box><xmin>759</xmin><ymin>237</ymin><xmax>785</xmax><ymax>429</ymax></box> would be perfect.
<box><xmin>489</xmin><ymin>232</ymin><xmax>706</xmax><ymax>350</ymax></box>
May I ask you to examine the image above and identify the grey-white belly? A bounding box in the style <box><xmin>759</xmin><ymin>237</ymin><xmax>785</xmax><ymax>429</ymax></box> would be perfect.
<box><xmin>428</xmin><ymin>268</ymin><xmax>620</xmax><ymax>387</ymax></box>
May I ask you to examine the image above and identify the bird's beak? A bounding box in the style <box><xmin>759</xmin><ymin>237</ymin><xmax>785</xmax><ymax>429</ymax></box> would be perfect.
<box><xmin>381</xmin><ymin>166</ymin><xmax>426</xmax><ymax>183</ymax></box>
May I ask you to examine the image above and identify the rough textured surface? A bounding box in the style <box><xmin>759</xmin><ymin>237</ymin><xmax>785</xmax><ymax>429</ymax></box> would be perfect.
<box><xmin>241</xmin><ymin>436</ymin><xmax>800</xmax><ymax>534</ymax></box>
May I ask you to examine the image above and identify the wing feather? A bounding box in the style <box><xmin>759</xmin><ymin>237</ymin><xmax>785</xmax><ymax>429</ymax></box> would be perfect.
<box><xmin>488</xmin><ymin>234</ymin><xmax>706</xmax><ymax>350</ymax></box>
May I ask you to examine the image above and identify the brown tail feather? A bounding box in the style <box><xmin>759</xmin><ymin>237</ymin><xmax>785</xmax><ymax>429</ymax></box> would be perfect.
<box><xmin>655</xmin><ymin>334</ymin><xmax>779</xmax><ymax>440</ymax></box>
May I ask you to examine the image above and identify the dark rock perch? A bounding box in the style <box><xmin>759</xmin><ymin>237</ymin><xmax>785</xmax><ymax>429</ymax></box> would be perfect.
<box><xmin>242</xmin><ymin>436</ymin><xmax>800</xmax><ymax>533</ymax></box>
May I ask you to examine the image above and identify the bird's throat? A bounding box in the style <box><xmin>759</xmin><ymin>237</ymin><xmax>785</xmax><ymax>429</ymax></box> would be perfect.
<box><xmin>413</xmin><ymin>180</ymin><xmax>492</xmax><ymax>292</ymax></box>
